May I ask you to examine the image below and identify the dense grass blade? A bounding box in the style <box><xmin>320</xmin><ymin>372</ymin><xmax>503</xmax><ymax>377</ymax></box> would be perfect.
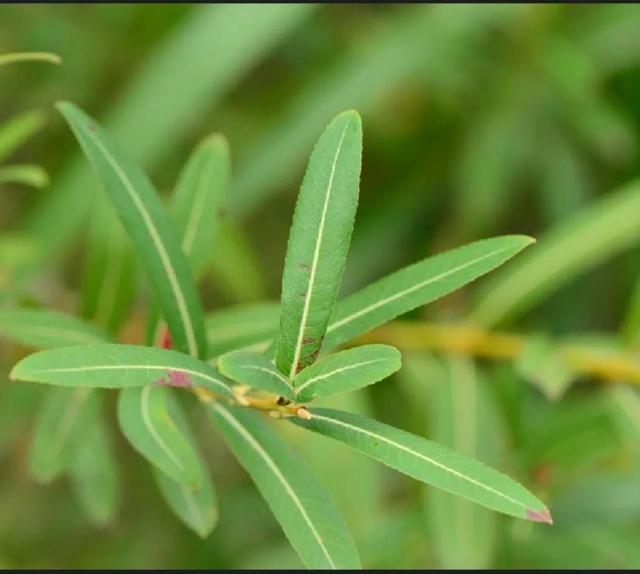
<box><xmin>293</xmin><ymin>408</ymin><xmax>551</xmax><ymax>522</ymax></box>
<box><xmin>218</xmin><ymin>351</ymin><xmax>295</xmax><ymax>401</ymax></box>
<box><xmin>324</xmin><ymin>236</ymin><xmax>534</xmax><ymax>351</ymax></box>
<box><xmin>275</xmin><ymin>111</ymin><xmax>362</xmax><ymax>379</ymax></box>
<box><xmin>293</xmin><ymin>344</ymin><xmax>401</xmax><ymax>403</ymax></box>
<box><xmin>57</xmin><ymin>102</ymin><xmax>207</xmax><ymax>358</ymax></box>
<box><xmin>10</xmin><ymin>344</ymin><xmax>235</xmax><ymax>399</ymax></box>
<box><xmin>209</xmin><ymin>403</ymin><xmax>361</xmax><ymax>569</ymax></box>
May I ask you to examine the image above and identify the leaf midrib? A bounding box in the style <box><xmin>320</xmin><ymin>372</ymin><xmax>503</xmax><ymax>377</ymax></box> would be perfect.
<box><xmin>327</xmin><ymin>245</ymin><xmax>517</xmax><ymax>336</ymax></box>
<box><xmin>214</xmin><ymin>403</ymin><xmax>337</xmax><ymax>569</ymax></box>
<box><xmin>82</xmin><ymin>127</ymin><xmax>199</xmax><ymax>357</ymax></box>
<box><xmin>311</xmin><ymin>412</ymin><xmax>531</xmax><ymax>515</ymax></box>
<box><xmin>288</xmin><ymin>122</ymin><xmax>350</xmax><ymax>380</ymax></box>
<box><xmin>294</xmin><ymin>358</ymin><xmax>388</xmax><ymax>395</ymax></box>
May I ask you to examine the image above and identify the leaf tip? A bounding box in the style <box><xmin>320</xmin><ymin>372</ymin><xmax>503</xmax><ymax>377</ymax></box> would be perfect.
<box><xmin>526</xmin><ymin>507</ymin><xmax>553</xmax><ymax>525</ymax></box>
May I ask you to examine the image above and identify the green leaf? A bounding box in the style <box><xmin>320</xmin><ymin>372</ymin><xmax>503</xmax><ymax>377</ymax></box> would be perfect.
<box><xmin>174</xmin><ymin>133</ymin><xmax>230</xmax><ymax>276</ymax></box>
<box><xmin>152</xmin><ymin>395</ymin><xmax>218</xmax><ymax>537</ymax></box>
<box><xmin>275</xmin><ymin>110</ymin><xmax>363</xmax><ymax>380</ymax></box>
<box><xmin>473</xmin><ymin>180</ymin><xmax>640</xmax><ymax>327</ymax></box>
<box><xmin>293</xmin><ymin>408</ymin><xmax>551</xmax><ymax>523</ymax></box>
<box><xmin>56</xmin><ymin>102</ymin><xmax>207</xmax><ymax>358</ymax></box>
<box><xmin>28</xmin><ymin>387</ymin><xmax>99</xmax><ymax>483</ymax></box>
<box><xmin>153</xmin><ymin>467</ymin><xmax>218</xmax><ymax>539</ymax></box>
<box><xmin>118</xmin><ymin>385</ymin><xmax>202</xmax><ymax>487</ymax></box>
<box><xmin>69</xmin><ymin>407</ymin><xmax>119</xmax><ymax>526</ymax></box>
<box><xmin>324</xmin><ymin>235</ymin><xmax>535</xmax><ymax>351</ymax></box>
<box><xmin>0</xmin><ymin>109</ymin><xmax>47</xmax><ymax>163</ymax></box>
<box><xmin>209</xmin><ymin>403</ymin><xmax>360</xmax><ymax>569</ymax></box>
<box><xmin>0</xmin><ymin>308</ymin><xmax>108</xmax><ymax>349</ymax></box>
<box><xmin>10</xmin><ymin>344</ymin><xmax>235</xmax><ymax>399</ymax></box>
<box><xmin>293</xmin><ymin>344</ymin><xmax>401</xmax><ymax>403</ymax></box>
<box><xmin>0</xmin><ymin>164</ymin><xmax>49</xmax><ymax>189</ymax></box>
<box><xmin>206</xmin><ymin>301</ymin><xmax>280</xmax><ymax>358</ymax></box>
<box><xmin>218</xmin><ymin>350</ymin><xmax>295</xmax><ymax>401</ymax></box>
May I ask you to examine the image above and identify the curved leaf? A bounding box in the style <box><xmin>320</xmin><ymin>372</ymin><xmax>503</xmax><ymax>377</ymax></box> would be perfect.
<box><xmin>324</xmin><ymin>235</ymin><xmax>534</xmax><ymax>351</ymax></box>
<box><xmin>218</xmin><ymin>350</ymin><xmax>295</xmax><ymax>401</ymax></box>
<box><xmin>10</xmin><ymin>344</ymin><xmax>235</xmax><ymax>399</ymax></box>
<box><xmin>293</xmin><ymin>344</ymin><xmax>401</xmax><ymax>403</ymax></box>
<box><xmin>118</xmin><ymin>385</ymin><xmax>202</xmax><ymax>487</ymax></box>
<box><xmin>0</xmin><ymin>109</ymin><xmax>47</xmax><ymax>163</ymax></box>
<box><xmin>57</xmin><ymin>102</ymin><xmax>207</xmax><ymax>358</ymax></box>
<box><xmin>209</xmin><ymin>403</ymin><xmax>360</xmax><ymax>569</ymax></box>
<box><xmin>293</xmin><ymin>408</ymin><xmax>551</xmax><ymax>523</ymax></box>
<box><xmin>275</xmin><ymin>110</ymin><xmax>362</xmax><ymax>379</ymax></box>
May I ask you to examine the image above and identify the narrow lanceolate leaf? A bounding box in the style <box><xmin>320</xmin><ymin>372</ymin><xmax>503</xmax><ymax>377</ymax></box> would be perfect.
<box><xmin>323</xmin><ymin>236</ymin><xmax>534</xmax><ymax>352</ymax></box>
<box><xmin>28</xmin><ymin>387</ymin><xmax>100</xmax><ymax>483</ymax></box>
<box><xmin>70</xmin><ymin>408</ymin><xmax>119</xmax><ymax>526</ymax></box>
<box><xmin>0</xmin><ymin>308</ymin><xmax>108</xmax><ymax>349</ymax></box>
<box><xmin>275</xmin><ymin>111</ymin><xmax>362</xmax><ymax>380</ymax></box>
<box><xmin>293</xmin><ymin>408</ymin><xmax>551</xmax><ymax>523</ymax></box>
<box><xmin>473</xmin><ymin>179</ymin><xmax>640</xmax><ymax>327</ymax></box>
<box><xmin>152</xmin><ymin>396</ymin><xmax>217</xmax><ymax>537</ymax></box>
<box><xmin>57</xmin><ymin>102</ymin><xmax>207</xmax><ymax>358</ymax></box>
<box><xmin>118</xmin><ymin>386</ymin><xmax>202</xmax><ymax>487</ymax></box>
<box><xmin>10</xmin><ymin>344</ymin><xmax>235</xmax><ymax>399</ymax></box>
<box><xmin>206</xmin><ymin>301</ymin><xmax>280</xmax><ymax>358</ymax></box>
<box><xmin>209</xmin><ymin>403</ymin><xmax>360</xmax><ymax>569</ymax></box>
<box><xmin>293</xmin><ymin>344</ymin><xmax>401</xmax><ymax>403</ymax></box>
<box><xmin>218</xmin><ymin>350</ymin><xmax>295</xmax><ymax>401</ymax></box>
<box><xmin>174</xmin><ymin>133</ymin><xmax>230</xmax><ymax>276</ymax></box>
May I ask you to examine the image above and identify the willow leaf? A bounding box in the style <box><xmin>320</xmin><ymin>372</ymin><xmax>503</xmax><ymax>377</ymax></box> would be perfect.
<box><xmin>70</xmin><ymin>408</ymin><xmax>119</xmax><ymax>526</ymax></box>
<box><xmin>275</xmin><ymin>110</ymin><xmax>362</xmax><ymax>380</ymax></box>
<box><xmin>324</xmin><ymin>235</ymin><xmax>534</xmax><ymax>351</ymax></box>
<box><xmin>209</xmin><ymin>403</ymin><xmax>360</xmax><ymax>569</ymax></box>
<box><xmin>293</xmin><ymin>344</ymin><xmax>401</xmax><ymax>403</ymax></box>
<box><xmin>293</xmin><ymin>408</ymin><xmax>551</xmax><ymax>523</ymax></box>
<box><xmin>206</xmin><ymin>301</ymin><xmax>280</xmax><ymax>358</ymax></box>
<box><xmin>473</xmin><ymin>179</ymin><xmax>640</xmax><ymax>327</ymax></box>
<box><xmin>0</xmin><ymin>308</ymin><xmax>108</xmax><ymax>349</ymax></box>
<box><xmin>57</xmin><ymin>102</ymin><xmax>207</xmax><ymax>358</ymax></box>
<box><xmin>218</xmin><ymin>351</ymin><xmax>295</xmax><ymax>401</ymax></box>
<box><xmin>174</xmin><ymin>133</ymin><xmax>230</xmax><ymax>275</ymax></box>
<box><xmin>28</xmin><ymin>387</ymin><xmax>100</xmax><ymax>483</ymax></box>
<box><xmin>10</xmin><ymin>344</ymin><xmax>235</xmax><ymax>399</ymax></box>
<box><xmin>152</xmin><ymin>395</ymin><xmax>218</xmax><ymax>537</ymax></box>
<box><xmin>118</xmin><ymin>385</ymin><xmax>202</xmax><ymax>487</ymax></box>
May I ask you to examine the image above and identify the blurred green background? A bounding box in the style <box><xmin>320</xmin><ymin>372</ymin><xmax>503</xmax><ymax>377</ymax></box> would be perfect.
<box><xmin>2</xmin><ymin>3</ymin><xmax>640</xmax><ymax>569</ymax></box>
